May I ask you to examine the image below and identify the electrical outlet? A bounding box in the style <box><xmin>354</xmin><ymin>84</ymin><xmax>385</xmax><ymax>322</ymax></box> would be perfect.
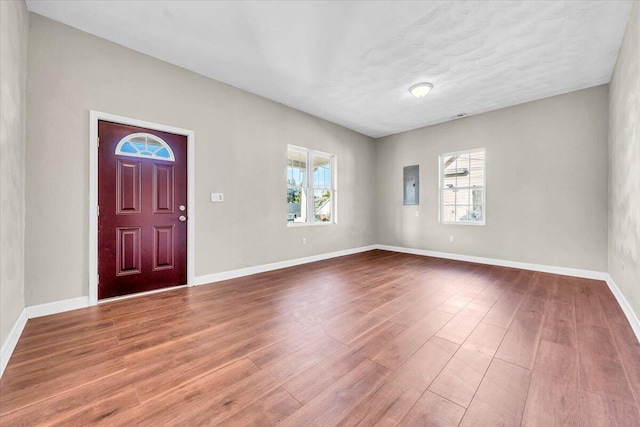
<box><xmin>210</xmin><ymin>193</ymin><xmax>224</xmax><ymax>202</ymax></box>
<box><xmin>302</xmin><ymin>238</ymin><xmax>307</xmax><ymax>245</ymax></box>
<box><xmin>415</xmin><ymin>211</ymin><xmax>419</xmax><ymax>217</ymax></box>
<box><xmin>449</xmin><ymin>236</ymin><xmax>455</xmax><ymax>243</ymax></box>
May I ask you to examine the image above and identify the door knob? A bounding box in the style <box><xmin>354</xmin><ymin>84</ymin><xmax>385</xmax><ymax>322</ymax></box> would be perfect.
<box><xmin>179</xmin><ymin>205</ymin><xmax>186</xmax><ymax>211</ymax></box>
<box><xmin>179</xmin><ymin>215</ymin><xmax>187</xmax><ymax>222</ymax></box>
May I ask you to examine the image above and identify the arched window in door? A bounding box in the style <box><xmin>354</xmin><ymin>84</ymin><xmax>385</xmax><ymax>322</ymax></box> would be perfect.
<box><xmin>115</xmin><ymin>133</ymin><xmax>175</xmax><ymax>161</ymax></box>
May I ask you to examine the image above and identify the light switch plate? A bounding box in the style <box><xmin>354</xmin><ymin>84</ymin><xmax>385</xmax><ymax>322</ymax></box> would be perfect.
<box><xmin>211</xmin><ymin>193</ymin><xmax>224</xmax><ymax>202</ymax></box>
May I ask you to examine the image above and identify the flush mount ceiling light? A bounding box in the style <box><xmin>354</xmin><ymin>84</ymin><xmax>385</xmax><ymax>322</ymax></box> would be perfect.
<box><xmin>409</xmin><ymin>82</ymin><xmax>433</xmax><ymax>98</ymax></box>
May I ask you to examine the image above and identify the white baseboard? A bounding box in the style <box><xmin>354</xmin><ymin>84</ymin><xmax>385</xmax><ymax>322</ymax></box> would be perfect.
<box><xmin>25</xmin><ymin>296</ymin><xmax>90</xmax><ymax>319</ymax></box>
<box><xmin>1</xmin><ymin>297</ymin><xmax>90</xmax><ymax>378</ymax></box>
<box><xmin>1</xmin><ymin>308</ymin><xmax>27</xmax><ymax>378</ymax></box>
<box><xmin>194</xmin><ymin>245</ymin><xmax>378</xmax><ymax>286</ymax></box>
<box><xmin>606</xmin><ymin>274</ymin><xmax>640</xmax><ymax>343</ymax></box>
<box><xmin>375</xmin><ymin>245</ymin><xmax>608</xmax><ymax>281</ymax></box>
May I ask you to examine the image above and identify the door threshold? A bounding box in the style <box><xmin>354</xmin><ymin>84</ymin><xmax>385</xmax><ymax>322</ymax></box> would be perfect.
<box><xmin>98</xmin><ymin>284</ymin><xmax>189</xmax><ymax>305</ymax></box>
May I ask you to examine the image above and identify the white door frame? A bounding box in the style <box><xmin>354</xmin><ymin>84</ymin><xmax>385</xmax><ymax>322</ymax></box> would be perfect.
<box><xmin>89</xmin><ymin>110</ymin><xmax>196</xmax><ymax>305</ymax></box>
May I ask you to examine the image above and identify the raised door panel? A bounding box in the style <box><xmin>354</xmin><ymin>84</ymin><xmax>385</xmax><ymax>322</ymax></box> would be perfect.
<box><xmin>153</xmin><ymin>164</ymin><xmax>174</xmax><ymax>214</ymax></box>
<box><xmin>153</xmin><ymin>225</ymin><xmax>175</xmax><ymax>271</ymax></box>
<box><xmin>116</xmin><ymin>227</ymin><xmax>141</xmax><ymax>276</ymax></box>
<box><xmin>117</xmin><ymin>160</ymin><xmax>141</xmax><ymax>214</ymax></box>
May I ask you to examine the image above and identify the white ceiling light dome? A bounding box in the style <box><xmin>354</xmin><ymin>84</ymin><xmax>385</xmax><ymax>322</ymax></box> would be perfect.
<box><xmin>409</xmin><ymin>82</ymin><xmax>434</xmax><ymax>98</ymax></box>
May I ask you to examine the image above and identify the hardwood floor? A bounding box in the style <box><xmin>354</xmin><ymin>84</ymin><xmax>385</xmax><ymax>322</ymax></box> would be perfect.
<box><xmin>1</xmin><ymin>250</ymin><xmax>639</xmax><ymax>426</ymax></box>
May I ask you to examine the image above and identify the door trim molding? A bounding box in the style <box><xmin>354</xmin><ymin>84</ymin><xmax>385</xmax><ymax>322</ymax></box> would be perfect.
<box><xmin>89</xmin><ymin>111</ymin><xmax>195</xmax><ymax>305</ymax></box>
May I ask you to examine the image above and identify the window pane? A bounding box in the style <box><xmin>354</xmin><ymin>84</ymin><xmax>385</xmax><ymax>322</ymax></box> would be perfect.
<box><xmin>156</xmin><ymin>147</ymin><xmax>170</xmax><ymax>159</ymax></box>
<box><xmin>131</xmin><ymin>140</ymin><xmax>146</xmax><ymax>151</ymax></box>
<box><xmin>443</xmin><ymin>174</ymin><xmax>457</xmax><ymax>189</ymax></box>
<box><xmin>287</xmin><ymin>149</ymin><xmax>306</xmax><ymax>186</ymax></box>
<box><xmin>442</xmin><ymin>205</ymin><xmax>456</xmax><ymax>222</ymax></box>
<box><xmin>469</xmin><ymin>156</ymin><xmax>484</xmax><ymax>187</ymax></box>
<box><xmin>456</xmin><ymin>188</ymin><xmax>471</xmax><ymax>207</ymax></box>
<box><xmin>287</xmin><ymin>187</ymin><xmax>307</xmax><ymax>223</ymax></box>
<box><xmin>312</xmin><ymin>155</ymin><xmax>331</xmax><ymax>189</ymax></box>
<box><xmin>443</xmin><ymin>155</ymin><xmax>458</xmax><ymax>172</ymax></box>
<box><xmin>470</xmin><ymin>189</ymin><xmax>484</xmax><ymax>222</ymax></box>
<box><xmin>442</xmin><ymin>188</ymin><xmax>457</xmax><ymax>205</ymax></box>
<box><xmin>120</xmin><ymin>142</ymin><xmax>137</xmax><ymax>153</ymax></box>
<box><xmin>443</xmin><ymin>155</ymin><xmax>470</xmax><ymax>188</ymax></box>
<box><xmin>455</xmin><ymin>205</ymin><xmax>471</xmax><ymax>222</ymax></box>
<box><xmin>115</xmin><ymin>133</ymin><xmax>175</xmax><ymax>161</ymax></box>
<box><xmin>449</xmin><ymin>190</ymin><xmax>483</xmax><ymax>223</ymax></box>
<box><xmin>314</xmin><ymin>189</ymin><xmax>332</xmax><ymax>222</ymax></box>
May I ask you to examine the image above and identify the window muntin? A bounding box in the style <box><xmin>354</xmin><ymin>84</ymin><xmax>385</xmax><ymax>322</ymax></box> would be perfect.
<box><xmin>115</xmin><ymin>133</ymin><xmax>175</xmax><ymax>162</ymax></box>
<box><xmin>287</xmin><ymin>146</ymin><xmax>335</xmax><ymax>225</ymax></box>
<box><xmin>440</xmin><ymin>148</ymin><xmax>485</xmax><ymax>225</ymax></box>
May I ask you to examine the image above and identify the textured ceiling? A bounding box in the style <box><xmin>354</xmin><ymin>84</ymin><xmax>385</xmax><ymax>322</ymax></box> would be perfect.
<box><xmin>26</xmin><ymin>1</ymin><xmax>633</xmax><ymax>138</ymax></box>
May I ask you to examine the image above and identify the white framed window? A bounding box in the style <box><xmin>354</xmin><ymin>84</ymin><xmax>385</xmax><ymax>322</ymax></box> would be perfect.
<box><xmin>115</xmin><ymin>133</ymin><xmax>175</xmax><ymax>161</ymax></box>
<box><xmin>287</xmin><ymin>145</ymin><xmax>336</xmax><ymax>225</ymax></box>
<box><xmin>440</xmin><ymin>148</ymin><xmax>485</xmax><ymax>225</ymax></box>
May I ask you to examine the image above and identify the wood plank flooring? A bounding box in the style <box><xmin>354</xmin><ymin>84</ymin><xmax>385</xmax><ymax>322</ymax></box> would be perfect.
<box><xmin>1</xmin><ymin>250</ymin><xmax>639</xmax><ymax>426</ymax></box>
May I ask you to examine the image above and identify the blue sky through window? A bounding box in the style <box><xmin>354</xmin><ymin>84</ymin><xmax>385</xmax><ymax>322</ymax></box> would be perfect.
<box><xmin>115</xmin><ymin>133</ymin><xmax>174</xmax><ymax>161</ymax></box>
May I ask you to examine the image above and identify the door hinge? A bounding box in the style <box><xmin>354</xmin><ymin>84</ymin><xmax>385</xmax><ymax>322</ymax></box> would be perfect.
<box><xmin>97</xmin><ymin>137</ymin><xmax>100</xmax><ymax>148</ymax></box>
<box><xmin>97</xmin><ymin>205</ymin><xmax>100</xmax><ymax>216</ymax></box>
<box><xmin>97</xmin><ymin>274</ymin><xmax>99</xmax><ymax>284</ymax></box>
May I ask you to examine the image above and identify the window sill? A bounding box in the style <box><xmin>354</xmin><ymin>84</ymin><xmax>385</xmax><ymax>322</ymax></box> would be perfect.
<box><xmin>287</xmin><ymin>222</ymin><xmax>335</xmax><ymax>227</ymax></box>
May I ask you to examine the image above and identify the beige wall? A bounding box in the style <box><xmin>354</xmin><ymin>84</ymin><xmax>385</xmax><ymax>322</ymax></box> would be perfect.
<box><xmin>609</xmin><ymin>2</ymin><xmax>640</xmax><ymax>318</ymax></box>
<box><xmin>375</xmin><ymin>86</ymin><xmax>609</xmax><ymax>272</ymax></box>
<box><xmin>19</xmin><ymin>10</ymin><xmax>632</xmax><ymax>322</ymax></box>
<box><xmin>25</xmin><ymin>15</ymin><xmax>376</xmax><ymax>306</ymax></box>
<box><xmin>1</xmin><ymin>1</ymin><xmax>28</xmax><ymax>346</ymax></box>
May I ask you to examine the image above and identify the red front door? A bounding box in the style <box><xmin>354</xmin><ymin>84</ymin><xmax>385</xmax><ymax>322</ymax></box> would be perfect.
<box><xmin>98</xmin><ymin>120</ymin><xmax>187</xmax><ymax>299</ymax></box>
